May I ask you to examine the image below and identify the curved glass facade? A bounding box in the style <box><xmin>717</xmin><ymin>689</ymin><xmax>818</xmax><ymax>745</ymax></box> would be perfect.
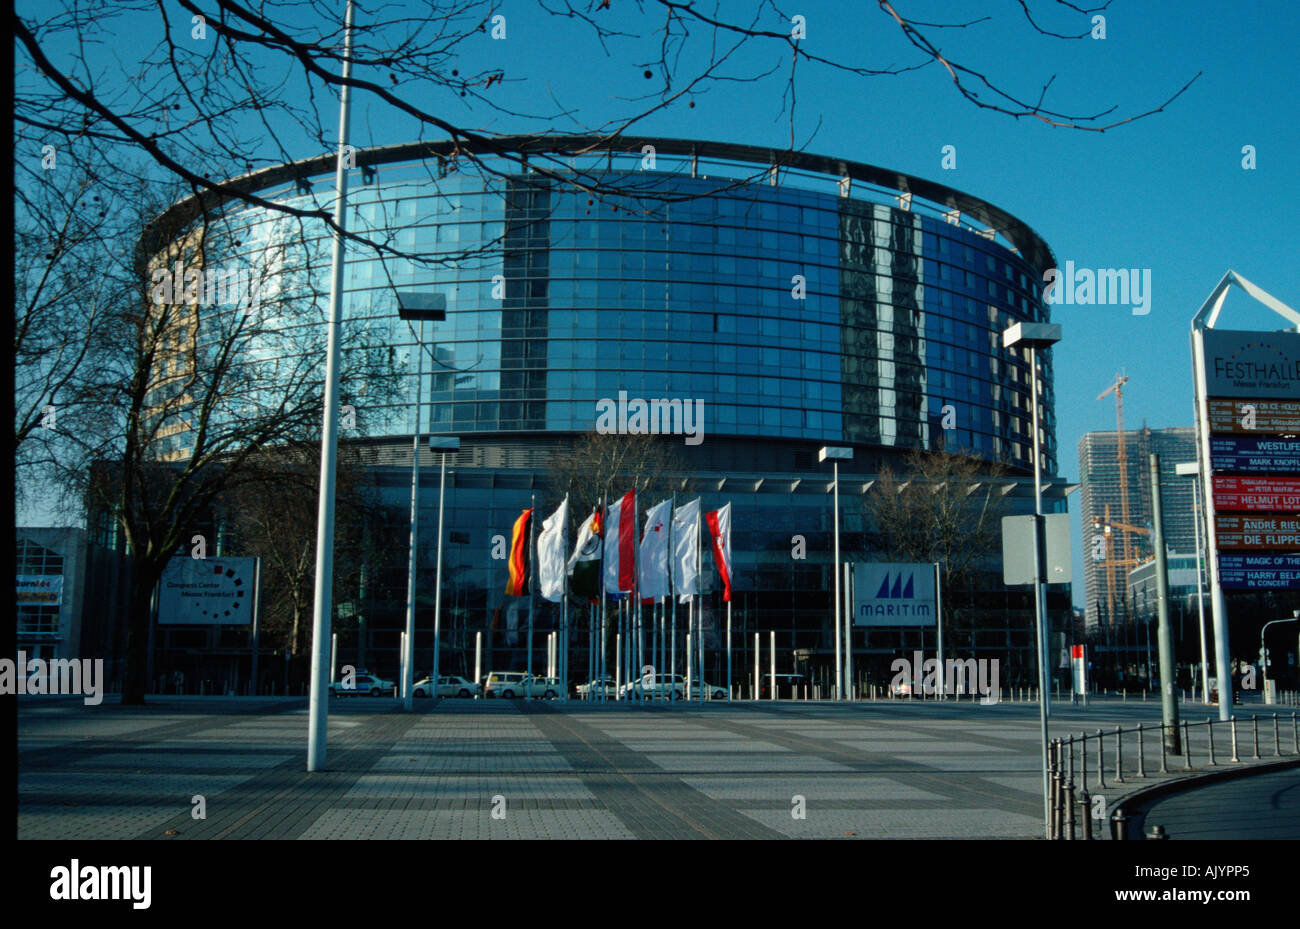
<box><xmin>140</xmin><ymin>140</ymin><xmax>1070</xmax><ymax>694</ymax></box>
<box><xmin>191</xmin><ymin>146</ymin><xmax>1057</xmax><ymax>475</ymax></box>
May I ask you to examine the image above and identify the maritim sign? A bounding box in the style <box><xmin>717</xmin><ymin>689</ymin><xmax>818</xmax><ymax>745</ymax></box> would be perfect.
<box><xmin>853</xmin><ymin>562</ymin><xmax>937</xmax><ymax>627</ymax></box>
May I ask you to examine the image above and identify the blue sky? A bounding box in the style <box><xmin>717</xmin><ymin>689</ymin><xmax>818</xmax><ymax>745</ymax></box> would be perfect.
<box><xmin>21</xmin><ymin>1</ymin><xmax>1300</xmax><ymax>603</ymax></box>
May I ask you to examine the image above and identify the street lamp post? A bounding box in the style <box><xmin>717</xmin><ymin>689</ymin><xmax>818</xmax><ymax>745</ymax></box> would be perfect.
<box><xmin>820</xmin><ymin>446</ymin><xmax>852</xmax><ymax>700</ymax></box>
<box><xmin>397</xmin><ymin>292</ymin><xmax>447</xmax><ymax>713</ymax></box>
<box><xmin>428</xmin><ymin>435</ymin><xmax>460</xmax><ymax>696</ymax></box>
<box><xmin>1002</xmin><ymin>321</ymin><xmax>1062</xmax><ymax>841</ymax></box>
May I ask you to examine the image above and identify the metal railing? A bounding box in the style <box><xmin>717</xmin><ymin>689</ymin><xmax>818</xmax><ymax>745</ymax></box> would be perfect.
<box><xmin>1047</xmin><ymin>711</ymin><xmax>1300</xmax><ymax>840</ymax></box>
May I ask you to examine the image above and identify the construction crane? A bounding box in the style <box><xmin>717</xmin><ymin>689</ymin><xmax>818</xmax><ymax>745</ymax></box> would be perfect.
<box><xmin>1091</xmin><ymin>503</ymin><xmax>1151</xmax><ymax>628</ymax></box>
<box><xmin>1096</xmin><ymin>373</ymin><xmax>1141</xmax><ymax>628</ymax></box>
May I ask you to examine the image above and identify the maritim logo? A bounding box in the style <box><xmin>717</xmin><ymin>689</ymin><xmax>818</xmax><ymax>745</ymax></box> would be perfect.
<box><xmin>860</xmin><ymin>571</ymin><xmax>931</xmax><ymax>620</ymax></box>
<box><xmin>50</xmin><ymin>860</ymin><xmax>151</xmax><ymax>909</ymax></box>
<box><xmin>595</xmin><ymin>390</ymin><xmax>704</xmax><ymax>446</ymax></box>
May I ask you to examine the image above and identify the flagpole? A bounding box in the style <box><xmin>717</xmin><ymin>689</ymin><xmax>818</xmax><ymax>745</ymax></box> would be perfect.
<box><xmin>307</xmin><ymin>0</ymin><xmax>355</xmax><ymax>772</ymax></box>
<box><xmin>696</xmin><ymin>503</ymin><xmax>703</xmax><ymax>704</ymax></box>
<box><xmin>727</xmin><ymin>600</ymin><xmax>733</xmax><ymax>702</ymax></box>
<box><xmin>561</xmin><ymin>495</ymin><xmax>569</xmax><ymax>703</ymax></box>
<box><xmin>527</xmin><ymin>492</ymin><xmax>536</xmax><ymax>699</ymax></box>
<box><xmin>601</xmin><ymin>493</ymin><xmax>608</xmax><ymax>703</ymax></box>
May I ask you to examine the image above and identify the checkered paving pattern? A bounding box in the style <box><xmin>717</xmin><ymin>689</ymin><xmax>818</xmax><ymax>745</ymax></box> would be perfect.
<box><xmin>16</xmin><ymin>696</ymin><xmax>1291</xmax><ymax>839</ymax></box>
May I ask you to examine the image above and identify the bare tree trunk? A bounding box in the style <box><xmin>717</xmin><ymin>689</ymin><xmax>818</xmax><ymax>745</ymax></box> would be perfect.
<box><xmin>121</xmin><ymin>566</ymin><xmax>162</xmax><ymax>705</ymax></box>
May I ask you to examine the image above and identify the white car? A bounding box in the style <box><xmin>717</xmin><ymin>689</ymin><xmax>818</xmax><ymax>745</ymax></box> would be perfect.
<box><xmin>329</xmin><ymin>673</ymin><xmax>395</xmax><ymax>696</ymax></box>
<box><xmin>576</xmin><ymin>677</ymin><xmax>618</xmax><ymax>699</ymax></box>
<box><xmin>517</xmin><ymin>675</ymin><xmax>562</xmax><ymax>699</ymax></box>
<box><xmin>697</xmin><ymin>679</ymin><xmax>729</xmax><ymax>700</ymax></box>
<box><xmin>619</xmin><ymin>672</ymin><xmax>685</xmax><ymax>701</ymax></box>
<box><xmin>413</xmin><ymin>675</ymin><xmax>480</xmax><ymax>698</ymax></box>
<box><xmin>484</xmin><ymin>671</ymin><xmax>527</xmax><ymax>698</ymax></box>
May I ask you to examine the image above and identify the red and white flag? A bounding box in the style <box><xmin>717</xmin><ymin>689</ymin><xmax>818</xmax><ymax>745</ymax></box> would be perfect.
<box><xmin>705</xmin><ymin>502</ymin><xmax>733</xmax><ymax>602</ymax></box>
<box><xmin>604</xmin><ymin>490</ymin><xmax>637</xmax><ymax>594</ymax></box>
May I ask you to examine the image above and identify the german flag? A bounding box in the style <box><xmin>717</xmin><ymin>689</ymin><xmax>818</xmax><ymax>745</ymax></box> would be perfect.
<box><xmin>505</xmin><ymin>508</ymin><xmax>533</xmax><ymax>597</ymax></box>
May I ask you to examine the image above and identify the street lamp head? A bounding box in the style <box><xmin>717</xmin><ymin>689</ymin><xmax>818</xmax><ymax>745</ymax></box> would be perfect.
<box><xmin>1002</xmin><ymin>321</ymin><xmax>1062</xmax><ymax>349</ymax></box>
<box><xmin>818</xmin><ymin>446</ymin><xmax>852</xmax><ymax>462</ymax></box>
<box><xmin>1174</xmin><ymin>461</ymin><xmax>1199</xmax><ymax>476</ymax></box>
<box><xmin>428</xmin><ymin>436</ymin><xmax>460</xmax><ymax>451</ymax></box>
<box><xmin>397</xmin><ymin>291</ymin><xmax>447</xmax><ymax>321</ymax></box>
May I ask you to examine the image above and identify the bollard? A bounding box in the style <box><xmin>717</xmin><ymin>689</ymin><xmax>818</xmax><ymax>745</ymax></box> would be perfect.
<box><xmin>1122</xmin><ymin>690</ymin><xmax>1126</xmax><ymax>703</ymax></box>
<box><xmin>1114</xmin><ymin>726</ymin><xmax>1124</xmax><ymax>783</ymax></box>
<box><xmin>1045</xmin><ymin>743</ymin><xmax>1055</xmax><ymax>841</ymax></box>
<box><xmin>1145</xmin><ymin>824</ymin><xmax>1169</xmax><ymax>840</ymax></box>
<box><xmin>1294</xmin><ymin>713</ymin><xmax>1299</xmax><ymax>755</ymax></box>
<box><xmin>1159</xmin><ymin>721</ymin><xmax>1168</xmax><ymax>774</ymax></box>
<box><xmin>1079</xmin><ymin>787</ymin><xmax>1093</xmax><ymax>841</ymax></box>
<box><xmin>1230</xmin><ymin>716</ymin><xmax>1240</xmax><ymax>763</ymax></box>
<box><xmin>1111</xmin><ymin>809</ymin><xmax>1127</xmax><ymax>841</ymax></box>
<box><xmin>1080</xmin><ymin>732</ymin><xmax>1088</xmax><ymax>791</ymax></box>
<box><xmin>1097</xmin><ymin>728</ymin><xmax>1107</xmax><ymax>789</ymax></box>
<box><xmin>1207</xmin><ymin>717</ymin><xmax>1217</xmax><ymax>766</ymax></box>
<box><xmin>1183</xmin><ymin>719</ymin><xmax>1192</xmax><ymax>769</ymax></box>
<box><xmin>1252</xmin><ymin>715</ymin><xmax>1260</xmax><ymax>760</ymax></box>
<box><xmin>1274</xmin><ymin>714</ymin><xmax>1281</xmax><ymax>757</ymax></box>
<box><xmin>1064</xmin><ymin>777</ymin><xmax>1076</xmax><ymax>841</ymax></box>
<box><xmin>1137</xmin><ymin>723</ymin><xmax>1146</xmax><ymax>778</ymax></box>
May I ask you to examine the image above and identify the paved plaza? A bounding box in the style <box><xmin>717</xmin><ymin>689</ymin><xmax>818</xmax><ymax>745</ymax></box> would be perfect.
<box><xmin>16</xmin><ymin>696</ymin><xmax>1297</xmax><ymax>839</ymax></box>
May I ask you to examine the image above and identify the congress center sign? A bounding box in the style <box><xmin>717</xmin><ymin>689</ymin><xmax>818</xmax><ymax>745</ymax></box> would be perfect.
<box><xmin>158</xmin><ymin>557</ymin><xmax>255</xmax><ymax>625</ymax></box>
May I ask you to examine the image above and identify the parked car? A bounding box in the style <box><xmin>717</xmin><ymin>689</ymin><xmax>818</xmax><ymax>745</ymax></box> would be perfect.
<box><xmin>759</xmin><ymin>673</ymin><xmax>807</xmax><ymax>699</ymax></box>
<box><xmin>517</xmin><ymin>675</ymin><xmax>561</xmax><ymax>699</ymax></box>
<box><xmin>413</xmin><ymin>675</ymin><xmax>480</xmax><ymax>698</ymax></box>
<box><xmin>697</xmin><ymin>679</ymin><xmax>729</xmax><ymax>700</ymax></box>
<box><xmin>484</xmin><ymin>671</ymin><xmax>527</xmax><ymax>698</ymax></box>
<box><xmin>891</xmin><ymin>678</ymin><xmax>913</xmax><ymax>698</ymax></box>
<box><xmin>330</xmin><ymin>673</ymin><xmax>395</xmax><ymax>697</ymax></box>
<box><xmin>576</xmin><ymin>677</ymin><xmax>618</xmax><ymax>699</ymax></box>
<box><xmin>619</xmin><ymin>672</ymin><xmax>685</xmax><ymax>701</ymax></box>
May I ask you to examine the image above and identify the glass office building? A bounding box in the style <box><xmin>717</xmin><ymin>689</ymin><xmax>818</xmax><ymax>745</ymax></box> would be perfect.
<box><xmin>136</xmin><ymin>137</ymin><xmax>1073</xmax><ymax>694</ymax></box>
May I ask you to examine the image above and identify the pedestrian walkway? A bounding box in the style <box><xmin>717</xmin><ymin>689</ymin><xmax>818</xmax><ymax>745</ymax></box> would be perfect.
<box><xmin>15</xmin><ymin>696</ymin><xmax>1295</xmax><ymax>840</ymax></box>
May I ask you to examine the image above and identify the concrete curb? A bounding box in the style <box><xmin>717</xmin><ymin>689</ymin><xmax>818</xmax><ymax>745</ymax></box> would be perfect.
<box><xmin>1110</xmin><ymin>756</ymin><xmax>1300</xmax><ymax>840</ymax></box>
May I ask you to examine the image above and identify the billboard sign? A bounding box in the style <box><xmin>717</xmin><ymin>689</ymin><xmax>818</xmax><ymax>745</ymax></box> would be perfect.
<box><xmin>1214</xmin><ymin>515</ymin><xmax>1300</xmax><ymax>550</ymax></box>
<box><xmin>1217</xmin><ymin>553</ymin><xmax>1300</xmax><ymax>590</ymax></box>
<box><xmin>1209</xmin><ymin>437</ymin><xmax>1300</xmax><ymax>474</ymax></box>
<box><xmin>853</xmin><ymin>562</ymin><xmax>936</xmax><ymax>627</ymax></box>
<box><xmin>1202</xmin><ymin>329</ymin><xmax>1300</xmax><ymax>399</ymax></box>
<box><xmin>17</xmin><ymin>575</ymin><xmax>63</xmax><ymax>606</ymax></box>
<box><xmin>1212</xmin><ymin>476</ymin><xmax>1300</xmax><ymax>512</ymax></box>
<box><xmin>1207</xmin><ymin>399</ymin><xmax>1300</xmax><ymax>434</ymax></box>
<box><xmin>158</xmin><ymin>557</ymin><xmax>255</xmax><ymax>625</ymax></box>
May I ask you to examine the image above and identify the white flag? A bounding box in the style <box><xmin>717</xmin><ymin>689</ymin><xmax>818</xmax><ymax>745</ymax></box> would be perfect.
<box><xmin>638</xmin><ymin>499</ymin><xmax>672</xmax><ymax>599</ymax></box>
<box><xmin>537</xmin><ymin>496</ymin><xmax>569</xmax><ymax>603</ymax></box>
<box><xmin>672</xmin><ymin>498</ymin><xmax>700</xmax><ymax>600</ymax></box>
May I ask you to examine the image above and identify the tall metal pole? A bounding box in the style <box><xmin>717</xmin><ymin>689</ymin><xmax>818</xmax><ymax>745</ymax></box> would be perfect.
<box><xmin>1150</xmin><ymin>454</ymin><xmax>1181</xmax><ymax>754</ymax></box>
<box><xmin>833</xmin><ymin>460</ymin><xmax>842</xmax><ymax>700</ymax></box>
<box><xmin>1191</xmin><ymin>328</ymin><xmax>1232</xmax><ymax>720</ymax></box>
<box><xmin>1030</xmin><ymin>343</ymin><xmax>1052</xmax><ymax>838</ymax></box>
<box><xmin>402</xmin><ymin>321</ymin><xmax>424</xmax><ymax>711</ymax></box>
<box><xmin>843</xmin><ymin>561</ymin><xmax>854</xmax><ymax>699</ymax></box>
<box><xmin>432</xmin><ymin>448</ymin><xmax>447</xmax><ymax>699</ymax></box>
<box><xmin>934</xmin><ymin>561</ymin><xmax>943</xmax><ymax>700</ymax></box>
<box><xmin>526</xmin><ymin>493</ymin><xmax>535</xmax><ymax>698</ymax></box>
<box><xmin>726</xmin><ymin>600</ymin><xmax>732</xmax><ymax>701</ymax></box>
<box><xmin>307</xmin><ymin>0</ymin><xmax>355</xmax><ymax>772</ymax></box>
<box><xmin>1191</xmin><ymin>478</ymin><xmax>1210</xmax><ymax>703</ymax></box>
<box><xmin>250</xmin><ymin>557</ymin><xmax>261</xmax><ymax>696</ymax></box>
